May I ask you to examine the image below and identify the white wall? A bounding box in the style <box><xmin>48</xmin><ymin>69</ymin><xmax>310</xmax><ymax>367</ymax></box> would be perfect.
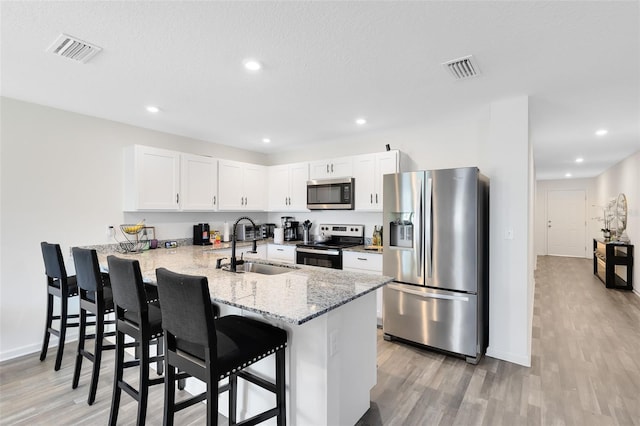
<box><xmin>0</xmin><ymin>97</ymin><xmax>268</xmax><ymax>360</ymax></box>
<box><xmin>479</xmin><ymin>96</ymin><xmax>533</xmax><ymax>367</ymax></box>
<box><xmin>534</xmin><ymin>178</ymin><xmax>599</xmax><ymax>257</ymax></box>
<box><xmin>1</xmin><ymin>96</ymin><xmax>533</xmax><ymax>368</ymax></box>
<box><xmin>594</xmin><ymin>150</ymin><xmax>640</xmax><ymax>296</ymax></box>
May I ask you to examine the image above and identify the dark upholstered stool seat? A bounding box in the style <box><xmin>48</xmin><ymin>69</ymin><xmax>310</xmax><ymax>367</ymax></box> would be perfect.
<box><xmin>71</xmin><ymin>248</ymin><xmax>118</xmax><ymax>405</ymax></box>
<box><xmin>177</xmin><ymin>315</ymin><xmax>287</xmax><ymax>379</ymax></box>
<box><xmin>107</xmin><ymin>255</ymin><xmax>166</xmax><ymax>426</ymax></box>
<box><xmin>156</xmin><ymin>267</ymin><xmax>287</xmax><ymax>426</ymax></box>
<box><xmin>40</xmin><ymin>242</ymin><xmax>82</xmax><ymax>371</ymax></box>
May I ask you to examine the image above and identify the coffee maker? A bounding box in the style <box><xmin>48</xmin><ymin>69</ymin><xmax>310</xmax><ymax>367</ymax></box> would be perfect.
<box><xmin>281</xmin><ymin>217</ymin><xmax>300</xmax><ymax>241</ymax></box>
<box><xmin>193</xmin><ymin>223</ymin><xmax>212</xmax><ymax>245</ymax></box>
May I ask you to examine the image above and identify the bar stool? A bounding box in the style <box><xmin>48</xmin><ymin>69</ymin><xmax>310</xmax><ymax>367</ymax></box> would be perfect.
<box><xmin>71</xmin><ymin>247</ymin><xmax>121</xmax><ymax>405</ymax></box>
<box><xmin>155</xmin><ymin>267</ymin><xmax>287</xmax><ymax>426</ymax></box>
<box><xmin>40</xmin><ymin>242</ymin><xmax>82</xmax><ymax>371</ymax></box>
<box><xmin>107</xmin><ymin>255</ymin><xmax>165</xmax><ymax>426</ymax></box>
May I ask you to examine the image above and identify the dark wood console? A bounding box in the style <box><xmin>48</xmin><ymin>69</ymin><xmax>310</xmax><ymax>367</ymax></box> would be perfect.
<box><xmin>593</xmin><ymin>239</ymin><xmax>634</xmax><ymax>290</ymax></box>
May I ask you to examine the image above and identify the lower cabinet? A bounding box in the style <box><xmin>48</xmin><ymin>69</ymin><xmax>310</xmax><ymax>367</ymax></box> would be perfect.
<box><xmin>267</xmin><ymin>244</ymin><xmax>297</xmax><ymax>264</ymax></box>
<box><xmin>342</xmin><ymin>251</ymin><xmax>383</xmax><ymax>325</ymax></box>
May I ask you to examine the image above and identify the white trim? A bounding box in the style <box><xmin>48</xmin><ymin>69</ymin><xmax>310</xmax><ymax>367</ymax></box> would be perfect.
<box><xmin>0</xmin><ymin>333</ymin><xmax>78</xmax><ymax>363</ymax></box>
<box><xmin>486</xmin><ymin>345</ymin><xmax>531</xmax><ymax>367</ymax></box>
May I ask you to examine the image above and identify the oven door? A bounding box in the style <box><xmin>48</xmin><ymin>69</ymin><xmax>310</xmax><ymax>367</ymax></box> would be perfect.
<box><xmin>296</xmin><ymin>247</ymin><xmax>343</xmax><ymax>269</ymax></box>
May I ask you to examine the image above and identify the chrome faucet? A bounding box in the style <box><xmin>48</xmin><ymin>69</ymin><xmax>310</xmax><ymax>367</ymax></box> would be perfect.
<box><xmin>229</xmin><ymin>216</ymin><xmax>258</xmax><ymax>272</ymax></box>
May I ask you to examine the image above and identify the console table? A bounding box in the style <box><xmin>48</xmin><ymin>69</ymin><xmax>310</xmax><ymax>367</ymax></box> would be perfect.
<box><xmin>593</xmin><ymin>239</ymin><xmax>634</xmax><ymax>290</ymax></box>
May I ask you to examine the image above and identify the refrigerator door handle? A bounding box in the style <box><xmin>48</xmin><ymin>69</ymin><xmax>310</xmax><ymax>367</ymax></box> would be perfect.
<box><xmin>425</xmin><ymin>177</ymin><xmax>433</xmax><ymax>278</ymax></box>
<box><xmin>418</xmin><ymin>184</ymin><xmax>424</xmax><ymax>277</ymax></box>
<box><xmin>388</xmin><ymin>284</ymin><xmax>469</xmax><ymax>302</ymax></box>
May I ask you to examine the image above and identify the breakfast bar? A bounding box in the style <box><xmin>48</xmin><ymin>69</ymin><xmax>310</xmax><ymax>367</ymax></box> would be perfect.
<box><xmin>95</xmin><ymin>245</ymin><xmax>392</xmax><ymax>425</ymax></box>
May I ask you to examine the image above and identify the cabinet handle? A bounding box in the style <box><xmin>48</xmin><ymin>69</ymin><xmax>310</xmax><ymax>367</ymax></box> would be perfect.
<box><xmin>244</xmin><ymin>197</ymin><xmax>247</xmax><ymax>206</ymax></box>
<box><xmin>326</xmin><ymin>164</ymin><xmax>329</xmax><ymax>173</ymax></box>
<box><xmin>331</xmin><ymin>163</ymin><xmax>334</xmax><ymax>173</ymax></box>
<box><xmin>376</xmin><ymin>193</ymin><xmax>378</xmax><ymax>204</ymax></box>
<box><xmin>277</xmin><ymin>248</ymin><xmax>284</xmax><ymax>251</ymax></box>
<box><xmin>213</xmin><ymin>196</ymin><xmax>216</xmax><ymax>205</ymax></box>
<box><xmin>357</xmin><ymin>257</ymin><xmax>367</xmax><ymax>261</ymax></box>
<box><xmin>371</xmin><ymin>193</ymin><xmax>373</xmax><ymax>203</ymax></box>
<box><xmin>176</xmin><ymin>193</ymin><xmax>179</xmax><ymax>204</ymax></box>
<box><xmin>288</xmin><ymin>197</ymin><xmax>291</xmax><ymax>205</ymax></box>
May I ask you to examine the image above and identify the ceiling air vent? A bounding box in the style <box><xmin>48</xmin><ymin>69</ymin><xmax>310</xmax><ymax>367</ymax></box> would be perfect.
<box><xmin>442</xmin><ymin>55</ymin><xmax>480</xmax><ymax>80</ymax></box>
<box><xmin>46</xmin><ymin>34</ymin><xmax>102</xmax><ymax>63</ymax></box>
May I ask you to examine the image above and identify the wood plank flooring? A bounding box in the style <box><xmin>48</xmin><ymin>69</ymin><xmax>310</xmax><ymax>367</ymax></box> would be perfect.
<box><xmin>2</xmin><ymin>256</ymin><xmax>639</xmax><ymax>425</ymax></box>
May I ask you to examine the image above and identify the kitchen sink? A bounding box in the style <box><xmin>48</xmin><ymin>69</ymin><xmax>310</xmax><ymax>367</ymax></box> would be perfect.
<box><xmin>224</xmin><ymin>262</ymin><xmax>298</xmax><ymax>275</ymax></box>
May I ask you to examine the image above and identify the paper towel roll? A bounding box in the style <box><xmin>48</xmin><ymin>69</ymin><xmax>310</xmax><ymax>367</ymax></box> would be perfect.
<box><xmin>274</xmin><ymin>228</ymin><xmax>284</xmax><ymax>244</ymax></box>
<box><xmin>223</xmin><ymin>222</ymin><xmax>230</xmax><ymax>242</ymax></box>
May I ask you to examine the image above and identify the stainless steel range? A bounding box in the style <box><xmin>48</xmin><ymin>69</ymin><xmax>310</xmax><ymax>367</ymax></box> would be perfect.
<box><xmin>296</xmin><ymin>224</ymin><xmax>364</xmax><ymax>269</ymax></box>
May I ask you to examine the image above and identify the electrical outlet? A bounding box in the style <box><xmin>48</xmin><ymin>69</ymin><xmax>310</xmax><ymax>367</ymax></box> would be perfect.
<box><xmin>329</xmin><ymin>330</ymin><xmax>339</xmax><ymax>356</ymax></box>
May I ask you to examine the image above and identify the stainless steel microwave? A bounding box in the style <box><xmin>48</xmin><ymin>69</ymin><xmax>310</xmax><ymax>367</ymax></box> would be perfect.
<box><xmin>307</xmin><ymin>177</ymin><xmax>355</xmax><ymax>210</ymax></box>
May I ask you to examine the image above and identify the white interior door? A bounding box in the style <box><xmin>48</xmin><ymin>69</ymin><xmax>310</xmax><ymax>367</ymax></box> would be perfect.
<box><xmin>547</xmin><ymin>190</ymin><xmax>586</xmax><ymax>257</ymax></box>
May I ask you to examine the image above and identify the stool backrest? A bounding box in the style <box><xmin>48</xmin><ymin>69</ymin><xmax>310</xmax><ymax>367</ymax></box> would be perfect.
<box><xmin>72</xmin><ymin>247</ymin><xmax>103</xmax><ymax>293</ymax></box>
<box><xmin>107</xmin><ymin>255</ymin><xmax>147</xmax><ymax>316</ymax></box>
<box><xmin>155</xmin><ymin>268</ymin><xmax>216</xmax><ymax>349</ymax></box>
<box><xmin>41</xmin><ymin>242</ymin><xmax>67</xmax><ymax>281</ymax></box>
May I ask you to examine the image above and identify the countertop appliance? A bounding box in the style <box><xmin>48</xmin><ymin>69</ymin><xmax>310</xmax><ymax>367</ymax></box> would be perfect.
<box><xmin>382</xmin><ymin>167</ymin><xmax>489</xmax><ymax>364</ymax></box>
<box><xmin>193</xmin><ymin>223</ymin><xmax>212</xmax><ymax>246</ymax></box>
<box><xmin>307</xmin><ymin>177</ymin><xmax>355</xmax><ymax>210</ymax></box>
<box><xmin>235</xmin><ymin>223</ymin><xmax>260</xmax><ymax>241</ymax></box>
<box><xmin>261</xmin><ymin>223</ymin><xmax>276</xmax><ymax>239</ymax></box>
<box><xmin>296</xmin><ymin>224</ymin><xmax>364</xmax><ymax>269</ymax></box>
<box><xmin>282</xmin><ymin>216</ymin><xmax>300</xmax><ymax>241</ymax></box>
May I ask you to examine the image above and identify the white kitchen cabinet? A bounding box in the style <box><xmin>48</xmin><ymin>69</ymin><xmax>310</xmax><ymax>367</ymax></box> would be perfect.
<box><xmin>353</xmin><ymin>150</ymin><xmax>399</xmax><ymax>211</ymax></box>
<box><xmin>309</xmin><ymin>156</ymin><xmax>353</xmax><ymax>179</ymax></box>
<box><xmin>218</xmin><ymin>160</ymin><xmax>267</xmax><ymax>211</ymax></box>
<box><xmin>124</xmin><ymin>145</ymin><xmax>181</xmax><ymax>211</ymax></box>
<box><xmin>180</xmin><ymin>153</ymin><xmax>218</xmax><ymax>211</ymax></box>
<box><xmin>343</xmin><ymin>250</ymin><xmax>384</xmax><ymax>325</ymax></box>
<box><xmin>268</xmin><ymin>162</ymin><xmax>309</xmax><ymax>211</ymax></box>
<box><xmin>267</xmin><ymin>244</ymin><xmax>297</xmax><ymax>264</ymax></box>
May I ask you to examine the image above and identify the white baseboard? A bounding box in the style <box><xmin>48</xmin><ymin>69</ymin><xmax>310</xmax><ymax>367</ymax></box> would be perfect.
<box><xmin>0</xmin><ymin>333</ymin><xmax>78</xmax><ymax>363</ymax></box>
<box><xmin>486</xmin><ymin>345</ymin><xmax>531</xmax><ymax>367</ymax></box>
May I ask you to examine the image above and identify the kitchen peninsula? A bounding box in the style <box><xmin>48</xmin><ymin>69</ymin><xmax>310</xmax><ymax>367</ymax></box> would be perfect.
<box><xmin>94</xmin><ymin>244</ymin><xmax>392</xmax><ymax>425</ymax></box>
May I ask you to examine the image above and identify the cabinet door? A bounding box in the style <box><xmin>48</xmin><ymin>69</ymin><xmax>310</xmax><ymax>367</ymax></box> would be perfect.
<box><xmin>288</xmin><ymin>162</ymin><xmax>310</xmax><ymax>211</ymax></box>
<box><xmin>309</xmin><ymin>160</ymin><xmax>331</xmax><ymax>179</ymax></box>
<box><xmin>126</xmin><ymin>145</ymin><xmax>180</xmax><ymax>211</ymax></box>
<box><xmin>330</xmin><ymin>156</ymin><xmax>353</xmax><ymax>178</ymax></box>
<box><xmin>267</xmin><ymin>244</ymin><xmax>296</xmax><ymax>264</ymax></box>
<box><xmin>343</xmin><ymin>251</ymin><xmax>383</xmax><ymax>273</ymax></box>
<box><xmin>353</xmin><ymin>154</ymin><xmax>376</xmax><ymax>210</ymax></box>
<box><xmin>374</xmin><ymin>151</ymin><xmax>399</xmax><ymax>210</ymax></box>
<box><xmin>243</xmin><ymin>163</ymin><xmax>266</xmax><ymax>210</ymax></box>
<box><xmin>180</xmin><ymin>154</ymin><xmax>218</xmax><ymax>211</ymax></box>
<box><xmin>268</xmin><ymin>165</ymin><xmax>290</xmax><ymax>211</ymax></box>
<box><xmin>218</xmin><ymin>160</ymin><xmax>244</xmax><ymax>210</ymax></box>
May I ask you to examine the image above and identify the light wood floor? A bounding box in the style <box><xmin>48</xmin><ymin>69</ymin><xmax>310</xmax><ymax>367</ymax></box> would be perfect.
<box><xmin>2</xmin><ymin>256</ymin><xmax>639</xmax><ymax>425</ymax></box>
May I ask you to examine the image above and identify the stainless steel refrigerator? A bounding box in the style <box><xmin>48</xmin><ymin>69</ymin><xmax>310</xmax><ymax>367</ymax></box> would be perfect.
<box><xmin>382</xmin><ymin>167</ymin><xmax>489</xmax><ymax>364</ymax></box>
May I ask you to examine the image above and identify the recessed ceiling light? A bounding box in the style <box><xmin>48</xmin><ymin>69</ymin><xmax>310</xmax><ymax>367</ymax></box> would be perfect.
<box><xmin>243</xmin><ymin>59</ymin><xmax>262</xmax><ymax>71</ymax></box>
<box><xmin>146</xmin><ymin>106</ymin><xmax>160</xmax><ymax>113</ymax></box>
<box><xmin>595</xmin><ymin>129</ymin><xmax>608</xmax><ymax>136</ymax></box>
<box><xmin>262</xmin><ymin>138</ymin><xmax>271</xmax><ymax>144</ymax></box>
<box><xmin>575</xmin><ymin>157</ymin><xmax>584</xmax><ymax>163</ymax></box>
<box><xmin>355</xmin><ymin>118</ymin><xmax>367</xmax><ymax>126</ymax></box>
<box><xmin>565</xmin><ymin>173</ymin><xmax>572</xmax><ymax>178</ymax></box>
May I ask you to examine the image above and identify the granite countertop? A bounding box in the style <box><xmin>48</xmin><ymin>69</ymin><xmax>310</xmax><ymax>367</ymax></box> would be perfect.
<box><xmin>95</xmin><ymin>245</ymin><xmax>392</xmax><ymax>325</ymax></box>
<box><xmin>343</xmin><ymin>245</ymin><xmax>384</xmax><ymax>254</ymax></box>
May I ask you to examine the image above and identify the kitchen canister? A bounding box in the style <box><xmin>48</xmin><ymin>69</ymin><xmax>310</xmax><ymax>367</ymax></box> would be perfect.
<box><xmin>223</xmin><ymin>221</ymin><xmax>230</xmax><ymax>242</ymax></box>
<box><xmin>274</xmin><ymin>228</ymin><xmax>284</xmax><ymax>244</ymax></box>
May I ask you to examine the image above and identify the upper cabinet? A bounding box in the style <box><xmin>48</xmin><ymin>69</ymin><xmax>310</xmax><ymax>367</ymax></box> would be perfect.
<box><xmin>180</xmin><ymin>153</ymin><xmax>218</xmax><ymax>211</ymax></box>
<box><xmin>268</xmin><ymin>162</ymin><xmax>310</xmax><ymax>211</ymax></box>
<box><xmin>309</xmin><ymin>156</ymin><xmax>353</xmax><ymax>180</ymax></box>
<box><xmin>124</xmin><ymin>145</ymin><xmax>181</xmax><ymax>211</ymax></box>
<box><xmin>353</xmin><ymin>150</ymin><xmax>399</xmax><ymax>211</ymax></box>
<box><xmin>218</xmin><ymin>160</ymin><xmax>267</xmax><ymax>211</ymax></box>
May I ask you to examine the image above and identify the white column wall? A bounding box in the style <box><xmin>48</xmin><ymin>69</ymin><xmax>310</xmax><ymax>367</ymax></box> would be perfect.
<box><xmin>479</xmin><ymin>96</ymin><xmax>533</xmax><ymax>366</ymax></box>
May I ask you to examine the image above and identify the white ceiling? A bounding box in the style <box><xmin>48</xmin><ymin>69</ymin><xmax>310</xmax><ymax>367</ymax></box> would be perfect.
<box><xmin>1</xmin><ymin>1</ymin><xmax>638</xmax><ymax>180</ymax></box>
